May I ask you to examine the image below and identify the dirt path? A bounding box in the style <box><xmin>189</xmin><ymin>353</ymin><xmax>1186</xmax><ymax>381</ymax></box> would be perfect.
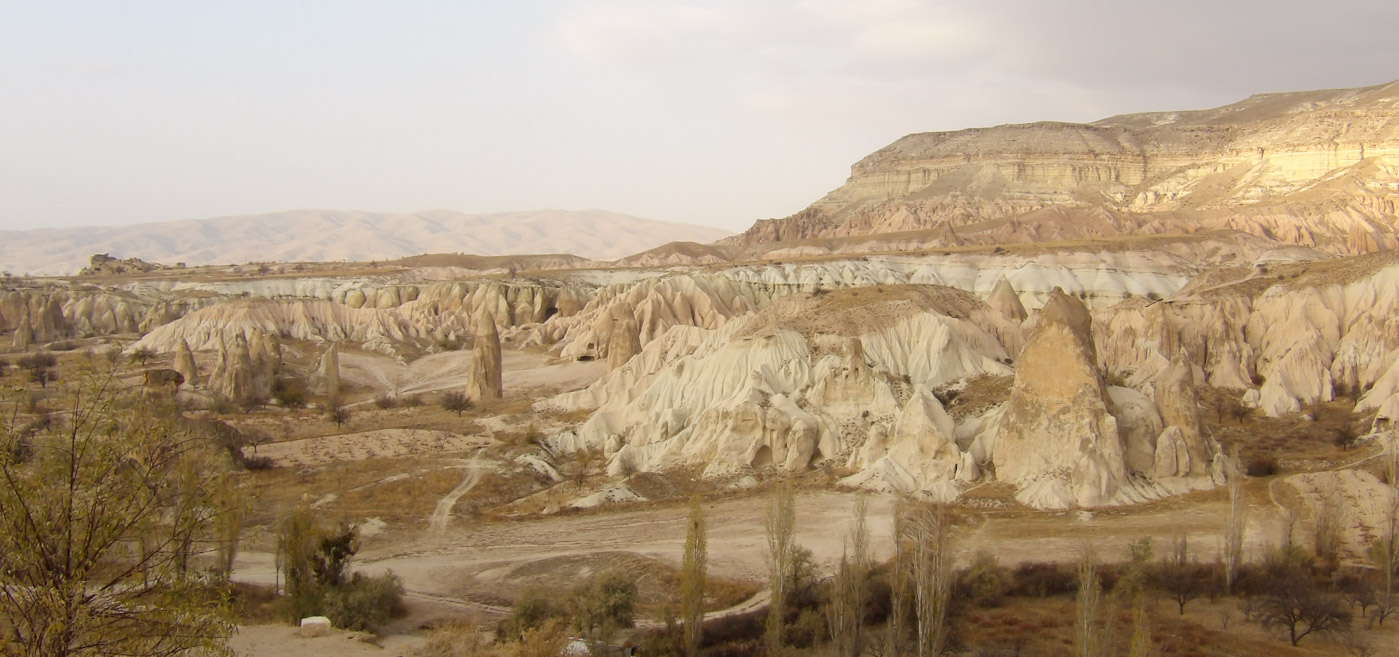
<box><xmin>429</xmin><ymin>455</ymin><xmax>487</xmax><ymax>534</ymax></box>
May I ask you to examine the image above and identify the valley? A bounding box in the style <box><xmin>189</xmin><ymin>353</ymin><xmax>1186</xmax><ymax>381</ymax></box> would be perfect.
<box><xmin>4</xmin><ymin>78</ymin><xmax>1399</xmax><ymax>656</ymax></box>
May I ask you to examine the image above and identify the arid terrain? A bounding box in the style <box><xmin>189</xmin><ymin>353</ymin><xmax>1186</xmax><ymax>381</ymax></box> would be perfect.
<box><xmin>4</xmin><ymin>79</ymin><xmax>1399</xmax><ymax>657</ymax></box>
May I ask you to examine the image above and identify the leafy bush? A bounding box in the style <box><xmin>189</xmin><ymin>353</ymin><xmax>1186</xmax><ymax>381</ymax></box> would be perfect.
<box><xmin>401</xmin><ymin>393</ymin><xmax>424</xmax><ymax>408</ymax></box>
<box><xmin>271</xmin><ymin>378</ymin><xmax>308</xmax><ymax>408</ymax></box>
<box><xmin>499</xmin><ymin>589</ymin><xmax>569</xmax><ymax>640</ymax></box>
<box><xmin>569</xmin><ymin>570</ymin><xmax>638</xmax><ymax>640</ymax></box>
<box><xmin>958</xmin><ymin>551</ymin><xmax>1014</xmax><ymax>607</ymax></box>
<box><xmin>1007</xmin><ymin>562</ymin><xmax>1077</xmax><ymax>598</ymax></box>
<box><xmin>322</xmin><ymin>571</ymin><xmax>405</xmax><ymax>633</ymax></box>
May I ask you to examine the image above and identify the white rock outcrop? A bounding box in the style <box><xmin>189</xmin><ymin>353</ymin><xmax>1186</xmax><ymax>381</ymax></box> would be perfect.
<box><xmin>547</xmin><ymin>285</ymin><xmax>1016</xmax><ymax>500</ymax></box>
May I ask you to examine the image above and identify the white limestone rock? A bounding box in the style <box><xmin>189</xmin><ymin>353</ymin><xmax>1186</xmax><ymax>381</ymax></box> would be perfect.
<box><xmin>299</xmin><ymin>616</ymin><xmax>332</xmax><ymax>638</ymax></box>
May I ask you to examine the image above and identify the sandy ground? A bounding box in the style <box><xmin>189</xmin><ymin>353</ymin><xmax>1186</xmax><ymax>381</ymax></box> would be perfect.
<box><xmin>255</xmin><ymin>429</ymin><xmax>490</xmax><ymax>466</ymax></box>
<box><xmin>231</xmin><ymin>487</ymin><xmax>1289</xmax><ymax>617</ymax></box>
<box><xmin>228</xmin><ymin>622</ymin><xmax>425</xmax><ymax>657</ymax></box>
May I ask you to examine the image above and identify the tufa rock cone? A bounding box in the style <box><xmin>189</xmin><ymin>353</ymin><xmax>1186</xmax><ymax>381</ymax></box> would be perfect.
<box><xmin>312</xmin><ymin>343</ymin><xmax>341</xmax><ymax>401</ymax></box>
<box><xmin>989</xmin><ymin>288</ymin><xmax>1127</xmax><ymax>509</ymax></box>
<box><xmin>174</xmin><ymin>338</ymin><xmax>199</xmax><ymax>386</ymax></box>
<box><xmin>987</xmin><ymin>276</ymin><xmax>1028</xmax><ymax>323</ymax></box>
<box><xmin>13</xmin><ymin>313</ymin><xmax>33</xmax><ymax>350</ymax></box>
<box><xmin>468</xmin><ymin>312</ymin><xmax>503</xmax><ymax>401</ymax></box>
<box><xmin>606</xmin><ymin>303</ymin><xmax>642</xmax><ymax>371</ymax></box>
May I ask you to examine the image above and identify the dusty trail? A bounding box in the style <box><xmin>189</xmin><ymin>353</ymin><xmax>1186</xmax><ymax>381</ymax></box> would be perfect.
<box><xmin>428</xmin><ymin>455</ymin><xmax>487</xmax><ymax>534</ymax></box>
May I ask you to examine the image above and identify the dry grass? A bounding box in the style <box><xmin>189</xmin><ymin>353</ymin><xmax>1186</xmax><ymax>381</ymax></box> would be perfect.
<box><xmin>238</xmin><ymin>457</ymin><xmax>466</xmax><ymax>532</ymax></box>
<box><xmin>943</xmin><ymin>374</ymin><xmax>1014</xmax><ymax>421</ymax></box>
<box><xmin>476</xmin><ymin>551</ymin><xmax>758</xmax><ymax>617</ymax></box>
<box><xmin>1202</xmin><ymin>387</ymin><xmax>1367</xmax><ymax>474</ymax></box>
<box><xmin>952</xmin><ymin>594</ymin><xmax>1372</xmax><ymax>657</ymax></box>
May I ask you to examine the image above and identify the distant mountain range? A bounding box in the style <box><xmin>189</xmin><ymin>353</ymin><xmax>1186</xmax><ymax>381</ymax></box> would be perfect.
<box><xmin>0</xmin><ymin>209</ymin><xmax>734</xmax><ymax>275</ymax></box>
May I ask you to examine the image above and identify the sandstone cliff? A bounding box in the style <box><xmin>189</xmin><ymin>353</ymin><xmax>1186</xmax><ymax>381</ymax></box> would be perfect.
<box><xmin>727</xmin><ymin>80</ymin><xmax>1399</xmax><ymax>255</ymax></box>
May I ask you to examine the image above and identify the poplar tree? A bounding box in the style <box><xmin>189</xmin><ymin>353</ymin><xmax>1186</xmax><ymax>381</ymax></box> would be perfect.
<box><xmin>681</xmin><ymin>495</ymin><xmax>707</xmax><ymax>657</ymax></box>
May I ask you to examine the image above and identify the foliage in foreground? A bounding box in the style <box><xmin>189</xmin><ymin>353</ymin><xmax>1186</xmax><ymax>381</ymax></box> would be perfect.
<box><xmin>0</xmin><ymin>363</ymin><xmax>237</xmax><ymax>657</ymax></box>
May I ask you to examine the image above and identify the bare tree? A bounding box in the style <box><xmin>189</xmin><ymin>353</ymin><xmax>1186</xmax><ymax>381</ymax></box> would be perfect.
<box><xmin>827</xmin><ymin>495</ymin><xmax>870</xmax><ymax>657</ymax></box>
<box><xmin>1156</xmin><ymin>531</ymin><xmax>1209</xmax><ymax>615</ymax></box>
<box><xmin>1076</xmin><ymin>549</ymin><xmax>1104</xmax><ymax>657</ymax></box>
<box><xmin>326</xmin><ymin>400</ymin><xmax>351</xmax><ymax>428</ymax></box>
<box><xmin>1224</xmin><ymin>446</ymin><xmax>1247</xmax><ymax>594</ymax></box>
<box><xmin>439</xmin><ymin>390</ymin><xmax>472</xmax><ymax>417</ymax></box>
<box><xmin>765</xmin><ymin>480</ymin><xmax>797</xmax><ymax>657</ymax></box>
<box><xmin>885</xmin><ymin>501</ymin><xmax>911</xmax><ymax>657</ymax></box>
<box><xmin>1255</xmin><ymin>561</ymin><xmax>1351</xmax><ymax>645</ymax></box>
<box><xmin>909</xmin><ymin>504</ymin><xmax>952</xmax><ymax>657</ymax></box>
<box><xmin>681</xmin><ymin>495</ymin><xmax>707</xmax><ymax>657</ymax></box>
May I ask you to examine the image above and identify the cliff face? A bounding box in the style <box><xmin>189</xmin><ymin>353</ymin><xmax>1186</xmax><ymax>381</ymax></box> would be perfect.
<box><xmin>729</xmin><ymin>80</ymin><xmax>1399</xmax><ymax>254</ymax></box>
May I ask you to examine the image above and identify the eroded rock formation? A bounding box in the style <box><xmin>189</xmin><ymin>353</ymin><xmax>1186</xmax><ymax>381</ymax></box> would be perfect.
<box><xmin>989</xmin><ymin>290</ymin><xmax>1127</xmax><ymax>509</ymax></box>
<box><xmin>468</xmin><ymin>312</ymin><xmax>503</xmax><ymax>401</ymax></box>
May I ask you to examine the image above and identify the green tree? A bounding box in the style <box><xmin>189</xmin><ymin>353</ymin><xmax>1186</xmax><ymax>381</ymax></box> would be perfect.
<box><xmin>276</xmin><ymin>502</ymin><xmax>323</xmax><ymax>622</ymax></box>
<box><xmin>568</xmin><ymin>571</ymin><xmax>637</xmax><ymax>641</ymax></box>
<box><xmin>680</xmin><ymin>495</ymin><xmax>708</xmax><ymax>657</ymax></box>
<box><xmin>0</xmin><ymin>366</ymin><xmax>235</xmax><ymax>657</ymax></box>
<box><xmin>827</xmin><ymin>496</ymin><xmax>871</xmax><ymax>657</ymax></box>
<box><xmin>1224</xmin><ymin>446</ymin><xmax>1247</xmax><ymax>594</ymax></box>
<box><xmin>501</xmin><ymin>590</ymin><xmax>569</xmax><ymax>640</ymax></box>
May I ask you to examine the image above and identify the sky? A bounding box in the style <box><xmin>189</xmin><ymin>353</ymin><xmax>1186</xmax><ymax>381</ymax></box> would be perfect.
<box><xmin>1</xmin><ymin>1</ymin><xmax>1396</xmax><ymax>233</ymax></box>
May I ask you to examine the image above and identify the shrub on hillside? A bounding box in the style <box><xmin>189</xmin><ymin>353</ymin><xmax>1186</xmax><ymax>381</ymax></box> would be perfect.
<box><xmin>1007</xmin><ymin>562</ymin><xmax>1077</xmax><ymax>598</ymax></box>
<box><xmin>958</xmin><ymin>551</ymin><xmax>1014</xmax><ymax>607</ymax></box>
<box><xmin>1246</xmin><ymin>457</ymin><xmax>1279</xmax><ymax>477</ymax></box>
<box><xmin>271</xmin><ymin>378</ymin><xmax>307</xmax><ymax>408</ymax></box>
<box><xmin>499</xmin><ymin>589</ymin><xmax>569</xmax><ymax>640</ymax></box>
<box><xmin>440</xmin><ymin>391</ymin><xmax>472</xmax><ymax>416</ymax></box>
<box><xmin>322</xmin><ymin>571</ymin><xmax>406</xmax><ymax>633</ymax></box>
<box><xmin>373</xmin><ymin>394</ymin><xmax>399</xmax><ymax>409</ymax></box>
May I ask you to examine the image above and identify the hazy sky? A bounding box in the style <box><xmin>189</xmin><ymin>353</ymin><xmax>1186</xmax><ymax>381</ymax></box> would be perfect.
<box><xmin>2</xmin><ymin>1</ymin><xmax>1396</xmax><ymax>233</ymax></box>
